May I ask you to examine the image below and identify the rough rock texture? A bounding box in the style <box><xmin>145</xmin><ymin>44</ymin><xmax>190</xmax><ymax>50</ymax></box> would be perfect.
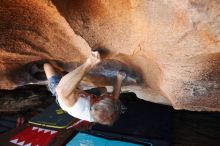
<box><xmin>0</xmin><ymin>0</ymin><xmax>220</xmax><ymax>111</ymax></box>
<box><xmin>0</xmin><ymin>85</ymin><xmax>53</xmax><ymax>113</ymax></box>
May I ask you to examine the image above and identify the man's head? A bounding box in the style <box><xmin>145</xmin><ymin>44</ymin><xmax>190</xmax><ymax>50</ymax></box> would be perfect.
<box><xmin>90</xmin><ymin>97</ymin><xmax>121</xmax><ymax>125</ymax></box>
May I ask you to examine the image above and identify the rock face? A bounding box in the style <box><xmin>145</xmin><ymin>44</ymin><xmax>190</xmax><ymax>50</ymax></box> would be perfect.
<box><xmin>0</xmin><ymin>0</ymin><xmax>220</xmax><ymax>111</ymax></box>
<box><xmin>0</xmin><ymin>85</ymin><xmax>53</xmax><ymax>113</ymax></box>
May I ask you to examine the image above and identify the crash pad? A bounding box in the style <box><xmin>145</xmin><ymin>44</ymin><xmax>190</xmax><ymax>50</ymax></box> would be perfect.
<box><xmin>29</xmin><ymin>102</ymin><xmax>77</xmax><ymax>129</ymax></box>
<box><xmin>66</xmin><ymin>132</ymin><xmax>152</xmax><ymax>146</ymax></box>
<box><xmin>9</xmin><ymin>126</ymin><xmax>58</xmax><ymax>146</ymax></box>
<box><xmin>0</xmin><ymin>116</ymin><xmax>18</xmax><ymax>134</ymax></box>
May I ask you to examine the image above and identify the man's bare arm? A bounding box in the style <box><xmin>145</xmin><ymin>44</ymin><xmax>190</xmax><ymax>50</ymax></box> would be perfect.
<box><xmin>112</xmin><ymin>72</ymin><xmax>126</xmax><ymax>100</ymax></box>
<box><xmin>56</xmin><ymin>52</ymin><xmax>101</xmax><ymax>107</ymax></box>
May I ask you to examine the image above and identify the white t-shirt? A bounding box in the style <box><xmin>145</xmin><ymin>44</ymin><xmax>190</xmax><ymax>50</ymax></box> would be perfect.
<box><xmin>57</xmin><ymin>95</ymin><xmax>94</xmax><ymax>122</ymax></box>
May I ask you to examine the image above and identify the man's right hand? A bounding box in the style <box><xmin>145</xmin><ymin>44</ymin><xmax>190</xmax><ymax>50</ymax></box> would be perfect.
<box><xmin>86</xmin><ymin>51</ymin><xmax>101</xmax><ymax>67</ymax></box>
<box><xmin>117</xmin><ymin>71</ymin><xmax>126</xmax><ymax>81</ymax></box>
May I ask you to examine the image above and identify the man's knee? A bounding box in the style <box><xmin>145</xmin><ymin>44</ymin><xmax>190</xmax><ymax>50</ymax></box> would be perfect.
<box><xmin>44</xmin><ymin>63</ymin><xmax>52</xmax><ymax>72</ymax></box>
<box><xmin>44</xmin><ymin>63</ymin><xmax>57</xmax><ymax>79</ymax></box>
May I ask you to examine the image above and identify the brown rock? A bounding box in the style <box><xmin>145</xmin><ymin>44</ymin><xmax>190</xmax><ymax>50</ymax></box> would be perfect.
<box><xmin>0</xmin><ymin>0</ymin><xmax>220</xmax><ymax>111</ymax></box>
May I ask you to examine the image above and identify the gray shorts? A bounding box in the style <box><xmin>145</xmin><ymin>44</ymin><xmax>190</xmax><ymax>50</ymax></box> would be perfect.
<box><xmin>47</xmin><ymin>75</ymin><xmax>61</xmax><ymax>103</ymax></box>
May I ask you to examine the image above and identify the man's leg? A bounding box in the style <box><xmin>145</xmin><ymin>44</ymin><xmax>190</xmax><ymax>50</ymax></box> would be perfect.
<box><xmin>44</xmin><ymin>63</ymin><xmax>61</xmax><ymax>97</ymax></box>
<box><xmin>44</xmin><ymin>63</ymin><xmax>57</xmax><ymax>79</ymax></box>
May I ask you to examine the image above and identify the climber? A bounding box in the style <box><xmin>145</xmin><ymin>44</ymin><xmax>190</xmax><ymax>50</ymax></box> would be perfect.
<box><xmin>43</xmin><ymin>51</ymin><xmax>126</xmax><ymax>125</ymax></box>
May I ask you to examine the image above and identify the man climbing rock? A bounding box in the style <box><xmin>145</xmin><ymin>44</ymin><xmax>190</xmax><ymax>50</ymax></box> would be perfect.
<box><xmin>43</xmin><ymin>51</ymin><xmax>126</xmax><ymax>125</ymax></box>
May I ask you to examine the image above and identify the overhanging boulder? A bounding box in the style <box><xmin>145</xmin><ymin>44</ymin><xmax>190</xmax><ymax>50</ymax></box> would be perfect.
<box><xmin>0</xmin><ymin>0</ymin><xmax>220</xmax><ymax>111</ymax></box>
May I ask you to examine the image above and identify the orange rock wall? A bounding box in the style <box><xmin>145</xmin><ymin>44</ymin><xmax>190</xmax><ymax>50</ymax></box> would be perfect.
<box><xmin>0</xmin><ymin>0</ymin><xmax>220</xmax><ymax>111</ymax></box>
